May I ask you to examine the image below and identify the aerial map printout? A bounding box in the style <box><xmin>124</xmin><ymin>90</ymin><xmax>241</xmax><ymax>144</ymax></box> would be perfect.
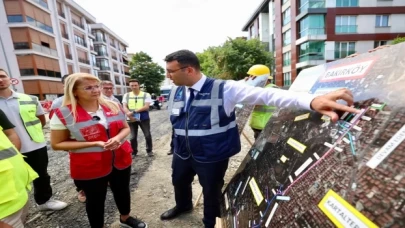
<box><xmin>220</xmin><ymin>43</ymin><xmax>405</xmax><ymax>228</ymax></box>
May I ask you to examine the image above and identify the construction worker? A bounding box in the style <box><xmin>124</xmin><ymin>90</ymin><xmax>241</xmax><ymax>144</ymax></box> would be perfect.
<box><xmin>100</xmin><ymin>80</ymin><xmax>121</xmax><ymax>104</ymax></box>
<box><xmin>122</xmin><ymin>79</ymin><xmax>153</xmax><ymax>156</ymax></box>
<box><xmin>0</xmin><ymin>69</ymin><xmax>67</xmax><ymax>211</ymax></box>
<box><xmin>0</xmin><ymin>109</ymin><xmax>38</xmax><ymax>228</ymax></box>
<box><xmin>160</xmin><ymin>50</ymin><xmax>359</xmax><ymax>228</ymax></box>
<box><xmin>50</xmin><ymin>73</ymin><xmax>147</xmax><ymax>228</ymax></box>
<box><xmin>247</xmin><ymin>65</ymin><xmax>277</xmax><ymax>140</ymax></box>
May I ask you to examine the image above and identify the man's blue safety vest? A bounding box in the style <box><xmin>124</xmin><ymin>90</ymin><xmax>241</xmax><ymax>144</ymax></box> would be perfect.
<box><xmin>168</xmin><ymin>78</ymin><xmax>241</xmax><ymax>163</ymax></box>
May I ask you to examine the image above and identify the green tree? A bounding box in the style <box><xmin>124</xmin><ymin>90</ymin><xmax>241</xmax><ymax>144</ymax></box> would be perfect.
<box><xmin>392</xmin><ymin>36</ymin><xmax>405</xmax><ymax>45</ymax></box>
<box><xmin>197</xmin><ymin>38</ymin><xmax>273</xmax><ymax>80</ymax></box>
<box><xmin>129</xmin><ymin>51</ymin><xmax>165</xmax><ymax>94</ymax></box>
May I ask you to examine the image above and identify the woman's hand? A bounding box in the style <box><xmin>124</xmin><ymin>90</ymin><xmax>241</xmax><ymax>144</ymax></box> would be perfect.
<box><xmin>94</xmin><ymin>141</ymin><xmax>106</xmax><ymax>148</ymax></box>
<box><xmin>104</xmin><ymin>137</ymin><xmax>122</xmax><ymax>150</ymax></box>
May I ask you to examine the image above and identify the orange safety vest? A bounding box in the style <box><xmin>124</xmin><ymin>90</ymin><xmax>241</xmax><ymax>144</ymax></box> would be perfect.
<box><xmin>54</xmin><ymin>104</ymin><xmax>132</xmax><ymax>180</ymax></box>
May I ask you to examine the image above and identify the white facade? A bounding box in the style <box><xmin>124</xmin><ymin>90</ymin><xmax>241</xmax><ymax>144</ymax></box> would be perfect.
<box><xmin>0</xmin><ymin>0</ymin><xmax>130</xmax><ymax>97</ymax></box>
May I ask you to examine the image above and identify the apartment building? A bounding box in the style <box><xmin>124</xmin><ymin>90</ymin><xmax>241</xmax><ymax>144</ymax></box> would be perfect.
<box><xmin>0</xmin><ymin>0</ymin><xmax>130</xmax><ymax>100</ymax></box>
<box><xmin>91</xmin><ymin>23</ymin><xmax>130</xmax><ymax>95</ymax></box>
<box><xmin>242</xmin><ymin>0</ymin><xmax>405</xmax><ymax>87</ymax></box>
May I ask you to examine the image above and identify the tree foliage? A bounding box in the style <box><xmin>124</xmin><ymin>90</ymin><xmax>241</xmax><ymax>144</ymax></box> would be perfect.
<box><xmin>196</xmin><ymin>38</ymin><xmax>273</xmax><ymax>80</ymax></box>
<box><xmin>392</xmin><ymin>36</ymin><xmax>405</xmax><ymax>45</ymax></box>
<box><xmin>129</xmin><ymin>51</ymin><xmax>165</xmax><ymax>94</ymax></box>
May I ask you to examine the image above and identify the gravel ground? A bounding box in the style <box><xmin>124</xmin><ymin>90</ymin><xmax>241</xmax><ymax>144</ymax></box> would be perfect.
<box><xmin>24</xmin><ymin>106</ymin><xmax>253</xmax><ymax>228</ymax></box>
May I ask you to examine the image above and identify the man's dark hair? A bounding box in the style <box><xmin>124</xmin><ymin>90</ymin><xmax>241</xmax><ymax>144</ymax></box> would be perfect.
<box><xmin>128</xmin><ymin>79</ymin><xmax>139</xmax><ymax>85</ymax></box>
<box><xmin>164</xmin><ymin>50</ymin><xmax>200</xmax><ymax>71</ymax></box>
<box><xmin>61</xmin><ymin>74</ymin><xmax>70</xmax><ymax>84</ymax></box>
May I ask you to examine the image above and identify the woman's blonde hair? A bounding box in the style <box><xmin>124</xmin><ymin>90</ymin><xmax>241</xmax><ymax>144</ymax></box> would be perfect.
<box><xmin>62</xmin><ymin>73</ymin><xmax>120</xmax><ymax>120</ymax></box>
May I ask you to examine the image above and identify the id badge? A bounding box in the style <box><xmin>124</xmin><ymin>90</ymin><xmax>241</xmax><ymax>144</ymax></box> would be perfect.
<box><xmin>172</xmin><ymin>108</ymin><xmax>180</xmax><ymax>116</ymax></box>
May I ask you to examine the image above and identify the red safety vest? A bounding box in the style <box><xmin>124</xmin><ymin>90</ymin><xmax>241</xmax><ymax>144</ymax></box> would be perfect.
<box><xmin>54</xmin><ymin>104</ymin><xmax>132</xmax><ymax>180</ymax></box>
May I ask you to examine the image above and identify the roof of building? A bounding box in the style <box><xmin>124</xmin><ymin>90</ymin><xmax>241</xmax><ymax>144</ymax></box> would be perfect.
<box><xmin>242</xmin><ymin>0</ymin><xmax>270</xmax><ymax>31</ymax></box>
<box><xmin>90</xmin><ymin>23</ymin><xmax>129</xmax><ymax>46</ymax></box>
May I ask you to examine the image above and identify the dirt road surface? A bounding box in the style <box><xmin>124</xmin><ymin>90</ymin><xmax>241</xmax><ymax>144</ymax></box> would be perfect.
<box><xmin>25</xmin><ymin>107</ymin><xmax>253</xmax><ymax>228</ymax></box>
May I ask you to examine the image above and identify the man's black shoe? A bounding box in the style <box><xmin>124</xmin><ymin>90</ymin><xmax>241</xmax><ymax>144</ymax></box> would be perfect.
<box><xmin>160</xmin><ymin>206</ymin><xmax>192</xmax><ymax>220</ymax></box>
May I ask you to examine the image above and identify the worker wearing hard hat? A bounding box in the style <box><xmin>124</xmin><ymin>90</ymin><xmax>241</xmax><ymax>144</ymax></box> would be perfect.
<box><xmin>247</xmin><ymin>65</ymin><xmax>278</xmax><ymax>140</ymax></box>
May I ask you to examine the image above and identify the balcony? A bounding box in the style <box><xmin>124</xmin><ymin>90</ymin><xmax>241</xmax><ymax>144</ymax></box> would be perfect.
<box><xmin>72</xmin><ymin>19</ymin><xmax>85</xmax><ymax>30</ymax></box>
<box><xmin>113</xmin><ymin>68</ymin><xmax>119</xmax><ymax>73</ymax></box>
<box><xmin>62</xmin><ymin>33</ymin><xmax>69</xmax><ymax>40</ymax></box>
<box><xmin>96</xmin><ymin>51</ymin><xmax>108</xmax><ymax>57</ymax></box>
<box><xmin>32</xmin><ymin>43</ymin><xmax>58</xmax><ymax>57</ymax></box>
<box><xmin>296</xmin><ymin>51</ymin><xmax>326</xmax><ymax>69</ymax></box>
<box><xmin>335</xmin><ymin>25</ymin><xmax>357</xmax><ymax>34</ymax></box>
<box><xmin>75</xmin><ymin>39</ymin><xmax>87</xmax><ymax>48</ymax></box>
<box><xmin>299</xmin><ymin>0</ymin><xmax>325</xmax><ymax>14</ymax></box>
<box><xmin>110</xmin><ymin>42</ymin><xmax>116</xmax><ymax>48</ymax></box>
<box><xmin>97</xmin><ymin>65</ymin><xmax>111</xmax><ymax>71</ymax></box>
<box><xmin>98</xmin><ymin>73</ymin><xmax>110</xmax><ymax>81</ymax></box>
<box><xmin>112</xmin><ymin>55</ymin><xmax>117</xmax><ymax>60</ymax></box>
<box><xmin>66</xmin><ymin>53</ymin><xmax>72</xmax><ymax>60</ymax></box>
<box><xmin>124</xmin><ymin>72</ymin><xmax>130</xmax><ymax>76</ymax></box>
<box><xmin>78</xmin><ymin>58</ymin><xmax>90</xmax><ymax>65</ymax></box>
<box><xmin>26</xmin><ymin>16</ymin><xmax>53</xmax><ymax>33</ymax></box>
<box><xmin>58</xmin><ymin>11</ymin><xmax>65</xmax><ymax>18</ymax></box>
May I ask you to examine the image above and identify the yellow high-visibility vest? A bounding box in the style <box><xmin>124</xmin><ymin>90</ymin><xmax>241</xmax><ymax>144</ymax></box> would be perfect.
<box><xmin>249</xmin><ymin>84</ymin><xmax>277</xmax><ymax>130</ymax></box>
<box><xmin>0</xmin><ymin>126</ymin><xmax>38</xmax><ymax>219</ymax></box>
<box><xmin>18</xmin><ymin>93</ymin><xmax>45</xmax><ymax>142</ymax></box>
<box><xmin>126</xmin><ymin>91</ymin><xmax>146</xmax><ymax>111</ymax></box>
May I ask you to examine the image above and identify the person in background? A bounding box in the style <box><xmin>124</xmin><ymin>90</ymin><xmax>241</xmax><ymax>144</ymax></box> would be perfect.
<box><xmin>100</xmin><ymin>80</ymin><xmax>121</xmax><ymax>104</ymax></box>
<box><xmin>49</xmin><ymin>74</ymin><xmax>70</xmax><ymax>119</ymax></box>
<box><xmin>247</xmin><ymin>65</ymin><xmax>278</xmax><ymax>140</ymax></box>
<box><xmin>160</xmin><ymin>50</ymin><xmax>359</xmax><ymax>228</ymax></box>
<box><xmin>0</xmin><ymin>68</ymin><xmax>67</xmax><ymax>211</ymax></box>
<box><xmin>151</xmin><ymin>93</ymin><xmax>157</xmax><ymax>100</ymax></box>
<box><xmin>0</xmin><ymin>109</ymin><xmax>38</xmax><ymax>228</ymax></box>
<box><xmin>122</xmin><ymin>79</ymin><xmax>154</xmax><ymax>157</ymax></box>
<box><xmin>50</xmin><ymin>73</ymin><xmax>147</xmax><ymax>228</ymax></box>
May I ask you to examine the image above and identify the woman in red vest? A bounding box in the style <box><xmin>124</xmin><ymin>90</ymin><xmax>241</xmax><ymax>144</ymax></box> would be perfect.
<box><xmin>50</xmin><ymin>73</ymin><xmax>147</xmax><ymax>228</ymax></box>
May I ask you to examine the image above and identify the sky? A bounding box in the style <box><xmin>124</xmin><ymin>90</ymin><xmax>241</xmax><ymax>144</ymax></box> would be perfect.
<box><xmin>76</xmin><ymin>0</ymin><xmax>263</xmax><ymax>67</ymax></box>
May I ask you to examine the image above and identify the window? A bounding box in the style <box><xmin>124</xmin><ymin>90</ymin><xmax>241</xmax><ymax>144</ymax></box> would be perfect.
<box><xmin>298</xmin><ymin>41</ymin><xmax>325</xmax><ymax>62</ymax></box>
<box><xmin>20</xmin><ymin>69</ymin><xmax>35</xmax><ymax>76</ymax></box>
<box><xmin>283</xmin><ymin>52</ymin><xmax>291</xmax><ymax>66</ymax></box>
<box><xmin>374</xmin><ymin>40</ymin><xmax>388</xmax><ymax>48</ymax></box>
<box><xmin>375</xmin><ymin>15</ymin><xmax>389</xmax><ymax>27</ymax></box>
<box><xmin>41</xmin><ymin>41</ymin><xmax>50</xmax><ymax>48</ymax></box>
<box><xmin>299</xmin><ymin>0</ymin><xmax>326</xmax><ymax>13</ymax></box>
<box><xmin>299</xmin><ymin>15</ymin><xmax>325</xmax><ymax>38</ymax></box>
<box><xmin>95</xmin><ymin>44</ymin><xmax>108</xmax><ymax>56</ymax></box>
<box><xmin>250</xmin><ymin>24</ymin><xmax>256</xmax><ymax>38</ymax></box>
<box><xmin>283</xmin><ymin>29</ymin><xmax>291</xmax><ymax>46</ymax></box>
<box><xmin>7</xmin><ymin>15</ymin><xmax>23</xmax><ymax>23</ymax></box>
<box><xmin>283</xmin><ymin>8</ymin><xmax>291</xmax><ymax>26</ymax></box>
<box><xmin>283</xmin><ymin>72</ymin><xmax>292</xmax><ymax>86</ymax></box>
<box><xmin>14</xmin><ymin>42</ymin><xmax>30</xmax><ymax>50</ymax></box>
<box><xmin>37</xmin><ymin>69</ymin><xmax>61</xmax><ymax>78</ymax></box>
<box><xmin>282</xmin><ymin>0</ymin><xmax>289</xmax><ymax>4</ymax></box>
<box><xmin>335</xmin><ymin>16</ymin><xmax>356</xmax><ymax>33</ymax></box>
<box><xmin>335</xmin><ymin>42</ymin><xmax>356</xmax><ymax>59</ymax></box>
<box><xmin>336</xmin><ymin>0</ymin><xmax>358</xmax><ymax>7</ymax></box>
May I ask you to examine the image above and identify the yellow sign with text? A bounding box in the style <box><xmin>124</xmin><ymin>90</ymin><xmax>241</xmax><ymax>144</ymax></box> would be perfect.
<box><xmin>318</xmin><ymin>190</ymin><xmax>378</xmax><ymax>228</ymax></box>
<box><xmin>249</xmin><ymin>177</ymin><xmax>264</xmax><ymax>206</ymax></box>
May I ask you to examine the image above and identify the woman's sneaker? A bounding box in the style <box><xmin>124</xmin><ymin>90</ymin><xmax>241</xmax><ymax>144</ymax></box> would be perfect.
<box><xmin>120</xmin><ymin>216</ymin><xmax>147</xmax><ymax>228</ymax></box>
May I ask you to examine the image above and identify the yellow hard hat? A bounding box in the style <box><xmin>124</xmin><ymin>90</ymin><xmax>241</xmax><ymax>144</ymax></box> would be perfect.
<box><xmin>247</xmin><ymin>64</ymin><xmax>270</xmax><ymax>77</ymax></box>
